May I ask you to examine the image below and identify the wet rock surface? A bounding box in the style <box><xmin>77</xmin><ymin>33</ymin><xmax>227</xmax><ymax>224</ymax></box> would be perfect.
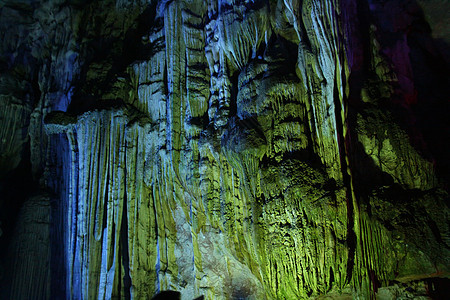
<box><xmin>0</xmin><ymin>0</ymin><xmax>449</xmax><ymax>299</ymax></box>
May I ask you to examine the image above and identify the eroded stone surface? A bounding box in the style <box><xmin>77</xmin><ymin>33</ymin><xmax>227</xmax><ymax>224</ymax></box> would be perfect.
<box><xmin>0</xmin><ymin>0</ymin><xmax>449</xmax><ymax>299</ymax></box>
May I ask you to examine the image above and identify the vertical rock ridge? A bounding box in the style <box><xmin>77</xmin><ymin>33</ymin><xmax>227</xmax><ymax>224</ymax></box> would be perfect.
<box><xmin>1</xmin><ymin>0</ymin><xmax>449</xmax><ymax>299</ymax></box>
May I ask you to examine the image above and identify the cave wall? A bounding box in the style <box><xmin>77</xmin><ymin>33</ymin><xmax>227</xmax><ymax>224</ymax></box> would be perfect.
<box><xmin>0</xmin><ymin>0</ymin><xmax>449</xmax><ymax>299</ymax></box>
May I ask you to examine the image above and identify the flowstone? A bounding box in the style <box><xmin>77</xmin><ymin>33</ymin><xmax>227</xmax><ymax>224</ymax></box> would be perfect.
<box><xmin>0</xmin><ymin>0</ymin><xmax>449</xmax><ymax>299</ymax></box>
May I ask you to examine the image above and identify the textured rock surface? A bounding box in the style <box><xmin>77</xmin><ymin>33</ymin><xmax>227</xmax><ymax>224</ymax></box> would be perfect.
<box><xmin>0</xmin><ymin>0</ymin><xmax>449</xmax><ymax>299</ymax></box>
<box><xmin>3</xmin><ymin>194</ymin><xmax>51</xmax><ymax>300</ymax></box>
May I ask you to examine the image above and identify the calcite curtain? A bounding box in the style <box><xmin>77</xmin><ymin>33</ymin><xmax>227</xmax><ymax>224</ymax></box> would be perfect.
<box><xmin>0</xmin><ymin>0</ymin><xmax>448</xmax><ymax>299</ymax></box>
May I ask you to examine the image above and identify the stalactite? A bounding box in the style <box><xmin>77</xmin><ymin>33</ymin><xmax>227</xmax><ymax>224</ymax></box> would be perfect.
<box><xmin>1</xmin><ymin>0</ymin><xmax>449</xmax><ymax>299</ymax></box>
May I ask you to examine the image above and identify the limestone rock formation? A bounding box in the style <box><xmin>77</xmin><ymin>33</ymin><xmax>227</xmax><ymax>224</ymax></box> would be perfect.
<box><xmin>0</xmin><ymin>0</ymin><xmax>449</xmax><ymax>299</ymax></box>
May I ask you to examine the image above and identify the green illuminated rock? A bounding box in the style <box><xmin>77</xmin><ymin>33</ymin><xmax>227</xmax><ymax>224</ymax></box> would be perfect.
<box><xmin>0</xmin><ymin>0</ymin><xmax>449</xmax><ymax>299</ymax></box>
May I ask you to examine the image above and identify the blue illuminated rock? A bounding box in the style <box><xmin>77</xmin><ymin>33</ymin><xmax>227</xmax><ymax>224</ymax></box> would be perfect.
<box><xmin>0</xmin><ymin>0</ymin><xmax>449</xmax><ymax>299</ymax></box>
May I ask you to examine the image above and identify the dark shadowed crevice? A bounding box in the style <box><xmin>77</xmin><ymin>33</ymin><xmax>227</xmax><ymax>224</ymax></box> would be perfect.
<box><xmin>407</xmin><ymin>7</ymin><xmax>450</xmax><ymax>188</ymax></box>
<box><xmin>332</xmin><ymin>62</ymin><xmax>357</xmax><ymax>286</ymax></box>
<box><xmin>68</xmin><ymin>2</ymin><xmax>158</xmax><ymax>115</ymax></box>
<box><xmin>426</xmin><ymin>277</ymin><xmax>450</xmax><ymax>298</ymax></box>
<box><xmin>49</xmin><ymin>134</ymin><xmax>72</xmax><ymax>300</ymax></box>
<box><xmin>121</xmin><ymin>149</ymin><xmax>132</xmax><ymax>300</ymax></box>
<box><xmin>0</xmin><ymin>141</ymin><xmax>37</xmax><ymax>299</ymax></box>
<box><xmin>228</xmin><ymin>70</ymin><xmax>239</xmax><ymax>119</ymax></box>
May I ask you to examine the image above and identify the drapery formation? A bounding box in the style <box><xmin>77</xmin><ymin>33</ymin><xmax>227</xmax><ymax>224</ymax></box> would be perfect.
<box><xmin>0</xmin><ymin>0</ymin><xmax>448</xmax><ymax>299</ymax></box>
